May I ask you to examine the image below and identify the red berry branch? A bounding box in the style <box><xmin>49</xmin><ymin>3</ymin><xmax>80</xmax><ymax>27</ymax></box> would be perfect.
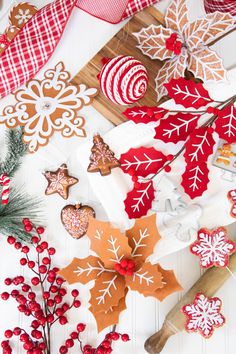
<box><xmin>121</xmin><ymin>77</ymin><xmax>236</xmax><ymax>219</ymax></box>
<box><xmin>1</xmin><ymin>219</ymin><xmax>130</xmax><ymax>354</ymax></box>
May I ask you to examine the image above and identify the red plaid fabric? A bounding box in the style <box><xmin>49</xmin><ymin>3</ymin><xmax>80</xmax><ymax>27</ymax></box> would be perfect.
<box><xmin>77</xmin><ymin>0</ymin><xmax>158</xmax><ymax>23</ymax></box>
<box><xmin>204</xmin><ymin>0</ymin><xmax>236</xmax><ymax>16</ymax></box>
<box><xmin>0</xmin><ymin>0</ymin><xmax>77</xmax><ymax>100</ymax></box>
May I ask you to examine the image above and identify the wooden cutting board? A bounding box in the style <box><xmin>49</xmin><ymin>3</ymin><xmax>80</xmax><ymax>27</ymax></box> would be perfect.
<box><xmin>72</xmin><ymin>7</ymin><xmax>165</xmax><ymax>126</ymax></box>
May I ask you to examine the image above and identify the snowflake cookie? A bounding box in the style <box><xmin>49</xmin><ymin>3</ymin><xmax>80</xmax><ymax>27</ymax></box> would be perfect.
<box><xmin>182</xmin><ymin>293</ymin><xmax>225</xmax><ymax>338</ymax></box>
<box><xmin>190</xmin><ymin>227</ymin><xmax>235</xmax><ymax>268</ymax></box>
<box><xmin>0</xmin><ymin>62</ymin><xmax>97</xmax><ymax>152</ymax></box>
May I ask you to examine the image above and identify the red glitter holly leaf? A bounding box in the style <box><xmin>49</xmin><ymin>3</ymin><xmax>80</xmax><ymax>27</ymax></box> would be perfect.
<box><xmin>181</xmin><ymin>162</ymin><xmax>209</xmax><ymax>199</ymax></box>
<box><xmin>165</xmin><ymin>77</ymin><xmax>213</xmax><ymax>108</ymax></box>
<box><xmin>215</xmin><ymin>104</ymin><xmax>236</xmax><ymax>143</ymax></box>
<box><xmin>124</xmin><ymin>181</ymin><xmax>155</xmax><ymax>219</ymax></box>
<box><xmin>123</xmin><ymin>106</ymin><xmax>168</xmax><ymax>124</ymax></box>
<box><xmin>184</xmin><ymin>127</ymin><xmax>216</xmax><ymax>164</ymax></box>
<box><xmin>120</xmin><ymin>147</ymin><xmax>167</xmax><ymax>177</ymax></box>
<box><xmin>154</xmin><ymin>112</ymin><xmax>200</xmax><ymax>143</ymax></box>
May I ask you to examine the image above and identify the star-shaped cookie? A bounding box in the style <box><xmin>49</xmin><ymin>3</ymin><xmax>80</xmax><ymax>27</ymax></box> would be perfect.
<box><xmin>44</xmin><ymin>164</ymin><xmax>78</xmax><ymax>200</ymax></box>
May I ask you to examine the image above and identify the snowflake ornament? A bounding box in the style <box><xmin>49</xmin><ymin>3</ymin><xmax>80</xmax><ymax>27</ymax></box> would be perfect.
<box><xmin>133</xmin><ymin>0</ymin><xmax>235</xmax><ymax>100</ymax></box>
<box><xmin>59</xmin><ymin>215</ymin><xmax>182</xmax><ymax>331</ymax></box>
<box><xmin>0</xmin><ymin>62</ymin><xmax>97</xmax><ymax>152</ymax></box>
<box><xmin>182</xmin><ymin>293</ymin><xmax>225</xmax><ymax>338</ymax></box>
<box><xmin>190</xmin><ymin>227</ymin><xmax>235</xmax><ymax>268</ymax></box>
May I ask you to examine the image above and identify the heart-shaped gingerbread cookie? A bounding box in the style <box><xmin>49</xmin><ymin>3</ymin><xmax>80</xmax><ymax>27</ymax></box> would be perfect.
<box><xmin>61</xmin><ymin>204</ymin><xmax>95</xmax><ymax>239</ymax></box>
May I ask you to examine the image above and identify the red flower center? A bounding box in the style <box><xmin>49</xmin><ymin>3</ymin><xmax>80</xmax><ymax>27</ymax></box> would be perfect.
<box><xmin>114</xmin><ymin>259</ymin><xmax>135</xmax><ymax>276</ymax></box>
<box><xmin>165</xmin><ymin>33</ymin><xmax>183</xmax><ymax>55</ymax></box>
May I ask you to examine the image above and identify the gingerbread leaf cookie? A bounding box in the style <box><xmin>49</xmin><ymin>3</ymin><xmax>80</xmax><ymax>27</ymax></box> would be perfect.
<box><xmin>87</xmin><ymin>135</ymin><xmax>120</xmax><ymax>176</ymax></box>
<box><xmin>44</xmin><ymin>164</ymin><xmax>78</xmax><ymax>200</ymax></box>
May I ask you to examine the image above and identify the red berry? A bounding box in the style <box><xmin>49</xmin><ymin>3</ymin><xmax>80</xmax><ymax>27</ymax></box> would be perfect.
<box><xmin>146</xmin><ymin>108</ymin><xmax>154</xmax><ymax>117</ymax></box>
<box><xmin>22</xmin><ymin>246</ymin><xmax>30</xmax><ymax>254</ymax></box>
<box><xmin>25</xmin><ymin>224</ymin><xmax>33</xmax><ymax>232</ymax></box>
<box><xmin>13</xmin><ymin>327</ymin><xmax>21</xmax><ymax>336</ymax></box>
<box><xmin>7</xmin><ymin>236</ymin><xmax>15</xmax><ymax>244</ymax></box>
<box><xmin>70</xmin><ymin>332</ymin><xmax>78</xmax><ymax>340</ymax></box>
<box><xmin>131</xmin><ymin>175</ymin><xmax>138</xmax><ymax>183</ymax></box>
<box><xmin>28</xmin><ymin>261</ymin><xmax>35</xmax><ymax>269</ymax></box>
<box><xmin>111</xmin><ymin>332</ymin><xmax>120</xmax><ymax>341</ymax></box>
<box><xmin>71</xmin><ymin>289</ymin><xmax>79</xmax><ymax>297</ymax></box>
<box><xmin>126</xmin><ymin>269</ymin><xmax>134</xmax><ymax>276</ymax></box>
<box><xmin>129</xmin><ymin>169</ymin><xmax>135</xmax><ymax>176</ymax></box>
<box><xmin>28</xmin><ymin>292</ymin><xmax>36</xmax><ymax>300</ymax></box>
<box><xmin>1</xmin><ymin>292</ymin><xmax>10</xmax><ymax>300</ymax></box>
<box><xmin>56</xmin><ymin>277</ymin><xmax>64</xmax><ymax>285</ymax></box>
<box><xmin>36</xmin><ymin>246</ymin><xmax>43</xmax><ymax>254</ymax></box>
<box><xmin>206</xmin><ymin>106</ymin><xmax>215</xmax><ymax>114</ymax></box>
<box><xmin>77</xmin><ymin>323</ymin><xmax>86</xmax><ymax>332</ymax></box>
<box><xmin>23</xmin><ymin>218</ymin><xmax>30</xmax><ymax>225</ymax></box>
<box><xmin>55</xmin><ymin>308</ymin><xmax>64</xmax><ymax>317</ymax></box>
<box><xmin>31</xmin><ymin>236</ymin><xmax>39</xmax><ymax>244</ymax></box>
<box><xmin>96</xmin><ymin>348</ymin><xmax>105</xmax><ymax>354</ymax></box>
<box><xmin>20</xmin><ymin>258</ymin><xmax>27</xmax><ymax>266</ymax></box>
<box><xmin>39</xmin><ymin>342</ymin><xmax>46</xmax><ymax>350</ymax></box>
<box><xmin>127</xmin><ymin>260</ymin><xmax>135</xmax><ymax>269</ymax></box>
<box><xmin>59</xmin><ymin>316</ymin><xmax>68</xmax><ymax>325</ymax></box>
<box><xmin>73</xmin><ymin>300</ymin><xmax>81</xmax><ymax>308</ymax></box>
<box><xmin>4</xmin><ymin>330</ymin><xmax>13</xmax><ymax>339</ymax></box>
<box><xmin>42</xmin><ymin>257</ymin><xmax>50</xmax><ymax>265</ymax></box>
<box><xmin>164</xmin><ymin>165</ymin><xmax>171</xmax><ymax>173</ymax></box>
<box><xmin>62</xmin><ymin>303</ymin><xmax>69</xmax><ymax>312</ymax></box>
<box><xmin>43</xmin><ymin>291</ymin><xmax>50</xmax><ymax>299</ymax></box>
<box><xmin>50</xmin><ymin>285</ymin><xmax>58</xmax><ymax>293</ymax></box>
<box><xmin>39</xmin><ymin>265</ymin><xmax>47</xmax><ymax>274</ymax></box>
<box><xmin>47</xmin><ymin>299</ymin><xmax>54</xmax><ymax>307</ymax></box>
<box><xmin>4</xmin><ymin>278</ymin><xmax>12</xmax><ymax>286</ymax></box>
<box><xmin>48</xmin><ymin>270</ymin><xmax>56</xmax><ymax>278</ymax></box>
<box><xmin>18</xmin><ymin>304</ymin><xmax>26</xmax><ymax>312</ymax></box>
<box><xmin>121</xmin><ymin>334</ymin><xmax>130</xmax><ymax>342</ymax></box>
<box><xmin>22</xmin><ymin>284</ymin><xmax>30</xmax><ymax>292</ymax></box>
<box><xmin>101</xmin><ymin>340</ymin><xmax>111</xmax><ymax>349</ymax></box>
<box><xmin>11</xmin><ymin>290</ymin><xmax>19</xmax><ymax>298</ymax></box>
<box><xmin>59</xmin><ymin>346</ymin><xmax>68</xmax><ymax>354</ymax></box>
<box><xmin>31</xmin><ymin>330</ymin><xmax>42</xmax><ymax>339</ymax></box>
<box><xmin>154</xmin><ymin>112</ymin><xmax>162</xmax><ymax>120</ymax></box>
<box><xmin>3</xmin><ymin>348</ymin><xmax>12</xmax><ymax>354</ymax></box>
<box><xmin>120</xmin><ymin>259</ymin><xmax>128</xmax><ymax>268</ymax></box>
<box><xmin>119</xmin><ymin>268</ymin><xmax>127</xmax><ymax>276</ymax></box>
<box><xmin>54</xmin><ymin>295</ymin><xmax>62</xmax><ymax>304</ymax></box>
<box><xmin>1</xmin><ymin>340</ymin><xmax>9</xmax><ymax>349</ymax></box>
<box><xmin>59</xmin><ymin>288</ymin><xmax>67</xmax><ymax>296</ymax></box>
<box><xmin>14</xmin><ymin>242</ymin><xmax>22</xmax><ymax>250</ymax></box>
<box><xmin>18</xmin><ymin>276</ymin><xmax>25</xmax><ymax>284</ymax></box>
<box><xmin>48</xmin><ymin>247</ymin><xmax>56</xmax><ymax>255</ymax></box>
<box><xmin>31</xmin><ymin>277</ymin><xmax>40</xmax><ymax>286</ymax></box>
<box><xmin>65</xmin><ymin>339</ymin><xmax>74</xmax><ymax>348</ymax></box>
<box><xmin>47</xmin><ymin>314</ymin><xmax>54</xmax><ymax>323</ymax></box>
<box><xmin>31</xmin><ymin>320</ymin><xmax>40</xmax><ymax>329</ymax></box>
<box><xmin>167</xmin><ymin>154</ymin><xmax>174</xmax><ymax>161</ymax></box>
<box><xmin>114</xmin><ymin>263</ymin><xmax>121</xmax><ymax>272</ymax></box>
<box><xmin>40</xmin><ymin>242</ymin><xmax>48</xmax><ymax>250</ymax></box>
<box><xmin>20</xmin><ymin>333</ymin><xmax>29</xmax><ymax>342</ymax></box>
<box><xmin>36</xmin><ymin>227</ymin><xmax>45</xmax><ymax>235</ymax></box>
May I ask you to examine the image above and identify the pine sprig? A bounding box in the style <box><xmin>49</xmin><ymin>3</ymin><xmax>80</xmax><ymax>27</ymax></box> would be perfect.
<box><xmin>0</xmin><ymin>188</ymin><xmax>42</xmax><ymax>242</ymax></box>
<box><xmin>0</xmin><ymin>128</ymin><xmax>27</xmax><ymax>177</ymax></box>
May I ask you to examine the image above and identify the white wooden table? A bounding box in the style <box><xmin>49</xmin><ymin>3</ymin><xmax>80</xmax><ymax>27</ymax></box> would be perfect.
<box><xmin>0</xmin><ymin>1</ymin><xmax>236</xmax><ymax>353</ymax></box>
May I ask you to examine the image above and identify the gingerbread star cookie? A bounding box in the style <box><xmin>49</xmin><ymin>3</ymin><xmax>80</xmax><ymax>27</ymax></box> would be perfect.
<box><xmin>44</xmin><ymin>164</ymin><xmax>78</xmax><ymax>200</ymax></box>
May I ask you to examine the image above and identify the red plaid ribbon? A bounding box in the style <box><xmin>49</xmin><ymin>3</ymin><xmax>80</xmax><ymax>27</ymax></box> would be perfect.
<box><xmin>77</xmin><ymin>0</ymin><xmax>158</xmax><ymax>23</ymax></box>
<box><xmin>204</xmin><ymin>0</ymin><xmax>236</xmax><ymax>15</ymax></box>
<box><xmin>0</xmin><ymin>0</ymin><xmax>158</xmax><ymax>100</ymax></box>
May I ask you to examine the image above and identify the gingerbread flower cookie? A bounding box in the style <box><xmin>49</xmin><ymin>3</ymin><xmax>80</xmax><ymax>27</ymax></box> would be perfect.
<box><xmin>44</xmin><ymin>164</ymin><xmax>78</xmax><ymax>200</ymax></box>
<box><xmin>0</xmin><ymin>62</ymin><xmax>97</xmax><ymax>152</ymax></box>
<box><xmin>9</xmin><ymin>3</ymin><xmax>38</xmax><ymax>28</ymax></box>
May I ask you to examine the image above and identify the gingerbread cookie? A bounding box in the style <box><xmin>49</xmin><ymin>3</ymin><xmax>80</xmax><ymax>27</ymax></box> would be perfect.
<box><xmin>61</xmin><ymin>204</ymin><xmax>95</xmax><ymax>239</ymax></box>
<box><xmin>9</xmin><ymin>3</ymin><xmax>38</xmax><ymax>29</ymax></box>
<box><xmin>44</xmin><ymin>164</ymin><xmax>78</xmax><ymax>200</ymax></box>
<box><xmin>87</xmin><ymin>135</ymin><xmax>120</xmax><ymax>176</ymax></box>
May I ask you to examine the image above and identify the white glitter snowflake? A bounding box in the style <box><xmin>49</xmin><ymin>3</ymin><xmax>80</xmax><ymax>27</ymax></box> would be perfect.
<box><xmin>182</xmin><ymin>293</ymin><xmax>225</xmax><ymax>338</ymax></box>
<box><xmin>190</xmin><ymin>227</ymin><xmax>235</xmax><ymax>268</ymax></box>
<box><xmin>15</xmin><ymin>8</ymin><xmax>32</xmax><ymax>25</ymax></box>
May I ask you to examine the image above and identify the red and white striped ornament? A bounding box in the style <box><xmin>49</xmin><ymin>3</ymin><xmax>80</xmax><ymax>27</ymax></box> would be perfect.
<box><xmin>0</xmin><ymin>174</ymin><xmax>10</xmax><ymax>204</ymax></box>
<box><xmin>98</xmin><ymin>55</ymin><xmax>148</xmax><ymax>105</ymax></box>
<box><xmin>204</xmin><ymin>0</ymin><xmax>236</xmax><ymax>16</ymax></box>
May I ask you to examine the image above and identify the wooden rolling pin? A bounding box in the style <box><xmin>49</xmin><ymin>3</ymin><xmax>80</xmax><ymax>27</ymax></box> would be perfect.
<box><xmin>145</xmin><ymin>222</ymin><xmax>236</xmax><ymax>354</ymax></box>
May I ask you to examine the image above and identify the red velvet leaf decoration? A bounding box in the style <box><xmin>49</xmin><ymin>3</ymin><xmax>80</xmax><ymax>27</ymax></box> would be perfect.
<box><xmin>184</xmin><ymin>127</ymin><xmax>216</xmax><ymax>164</ymax></box>
<box><xmin>181</xmin><ymin>163</ymin><xmax>210</xmax><ymax>199</ymax></box>
<box><xmin>165</xmin><ymin>77</ymin><xmax>213</xmax><ymax>108</ymax></box>
<box><xmin>120</xmin><ymin>147</ymin><xmax>167</xmax><ymax>177</ymax></box>
<box><xmin>154</xmin><ymin>113</ymin><xmax>200</xmax><ymax>143</ymax></box>
<box><xmin>123</xmin><ymin>106</ymin><xmax>168</xmax><ymax>124</ymax></box>
<box><xmin>215</xmin><ymin>104</ymin><xmax>236</xmax><ymax>143</ymax></box>
<box><xmin>124</xmin><ymin>181</ymin><xmax>155</xmax><ymax>219</ymax></box>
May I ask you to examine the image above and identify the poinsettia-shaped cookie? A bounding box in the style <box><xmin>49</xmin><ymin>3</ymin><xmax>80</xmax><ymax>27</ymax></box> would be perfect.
<box><xmin>182</xmin><ymin>293</ymin><xmax>225</xmax><ymax>338</ymax></box>
<box><xmin>134</xmin><ymin>0</ymin><xmax>235</xmax><ymax>100</ymax></box>
<box><xmin>59</xmin><ymin>215</ymin><xmax>182</xmax><ymax>332</ymax></box>
<box><xmin>190</xmin><ymin>227</ymin><xmax>235</xmax><ymax>268</ymax></box>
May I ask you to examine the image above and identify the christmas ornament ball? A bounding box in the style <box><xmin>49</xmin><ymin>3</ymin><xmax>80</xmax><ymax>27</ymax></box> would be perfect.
<box><xmin>98</xmin><ymin>55</ymin><xmax>148</xmax><ymax>105</ymax></box>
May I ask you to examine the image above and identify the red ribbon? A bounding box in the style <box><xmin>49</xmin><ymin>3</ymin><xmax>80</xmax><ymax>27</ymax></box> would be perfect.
<box><xmin>204</xmin><ymin>0</ymin><xmax>236</xmax><ymax>16</ymax></box>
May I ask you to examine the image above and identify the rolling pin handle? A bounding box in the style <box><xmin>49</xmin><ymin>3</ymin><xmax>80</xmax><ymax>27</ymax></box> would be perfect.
<box><xmin>144</xmin><ymin>322</ymin><xmax>176</xmax><ymax>354</ymax></box>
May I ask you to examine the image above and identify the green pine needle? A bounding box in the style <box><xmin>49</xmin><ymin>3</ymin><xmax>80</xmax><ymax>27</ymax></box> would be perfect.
<box><xmin>0</xmin><ymin>188</ymin><xmax>43</xmax><ymax>243</ymax></box>
<box><xmin>0</xmin><ymin>128</ymin><xmax>27</xmax><ymax>177</ymax></box>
